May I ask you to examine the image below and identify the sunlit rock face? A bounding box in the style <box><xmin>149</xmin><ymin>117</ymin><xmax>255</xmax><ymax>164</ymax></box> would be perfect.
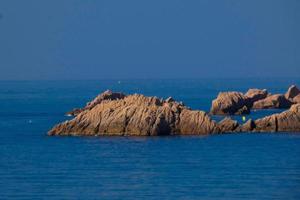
<box><xmin>49</xmin><ymin>92</ymin><xmax>219</xmax><ymax>136</ymax></box>
<box><xmin>252</xmin><ymin>94</ymin><xmax>292</xmax><ymax>109</ymax></box>
<box><xmin>244</xmin><ymin>88</ymin><xmax>268</xmax><ymax>106</ymax></box>
<box><xmin>49</xmin><ymin>87</ymin><xmax>300</xmax><ymax>137</ymax></box>
<box><xmin>210</xmin><ymin>92</ymin><xmax>250</xmax><ymax>115</ymax></box>
<box><xmin>254</xmin><ymin>104</ymin><xmax>300</xmax><ymax>132</ymax></box>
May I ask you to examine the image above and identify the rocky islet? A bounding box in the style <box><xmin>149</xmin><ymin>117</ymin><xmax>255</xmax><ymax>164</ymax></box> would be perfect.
<box><xmin>49</xmin><ymin>85</ymin><xmax>300</xmax><ymax>136</ymax></box>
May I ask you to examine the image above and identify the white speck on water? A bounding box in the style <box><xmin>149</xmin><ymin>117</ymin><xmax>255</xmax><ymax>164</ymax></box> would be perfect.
<box><xmin>28</xmin><ymin>120</ymin><xmax>32</xmax><ymax>124</ymax></box>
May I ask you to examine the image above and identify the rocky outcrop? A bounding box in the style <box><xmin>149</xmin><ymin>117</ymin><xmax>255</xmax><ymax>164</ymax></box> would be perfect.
<box><xmin>49</xmin><ymin>92</ymin><xmax>219</xmax><ymax>136</ymax></box>
<box><xmin>254</xmin><ymin>104</ymin><xmax>300</xmax><ymax>132</ymax></box>
<box><xmin>285</xmin><ymin>85</ymin><xmax>300</xmax><ymax>100</ymax></box>
<box><xmin>210</xmin><ymin>92</ymin><xmax>250</xmax><ymax>115</ymax></box>
<box><xmin>216</xmin><ymin>104</ymin><xmax>300</xmax><ymax>133</ymax></box>
<box><xmin>240</xmin><ymin>119</ymin><xmax>256</xmax><ymax>132</ymax></box>
<box><xmin>210</xmin><ymin>85</ymin><xmax>300</xmax><ymax>115</ymax></box>
<box><xmin>49</xmin><ymin>88</ymin><xmax>300</xmax><ymax>137</ymax></box>
<box><xmin>252</xmin><ymin>94</ymin><xmax>292</xmax><ymax>109</ymax></box>
<box><xmin>244</xmin><ymin>89</ymin><xmax>268</xmax><ymax>105</ymax></box>
<box><xmin>66</xmin><ymin>90</ymin><xmax>126</xmax><ymax>116</ymax></box>
<box><xmin>217</xmin><ymin>117</ymin><xmax>239</xmax><ymax>132</ymax></box>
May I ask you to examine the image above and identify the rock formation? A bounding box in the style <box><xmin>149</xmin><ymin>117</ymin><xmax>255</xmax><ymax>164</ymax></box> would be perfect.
<box><xmin>66</xmin><ymin>90</ymin><xmax>126</xmax><ymax>116</ymax></box>
<box><xmin>217</xmin><ymin>117</ymin><xmax>239</xmax><ymax>132</ymax></box>
<box><xmin>252</xmin><ymin>94</ymin><xmax>292</xmax><ymax>109</ymax></box>
<box><xmin>215</xmin><ymin>104</ymin><xmax>300</xmax><ymax>133</ymax></box>
<box><xmin>240</xmin><ymin>119</ymin><xmax>256</xmax><ymax>132</ymax></box>
<box><xmin>254</xmin><ymin>104</ymin><xmax>300</xmax><ymax>132</ymax></box>
<box><xmin>244</xmin><ymin>88</ymin><xmax>268</xmax><ymax>105</ymax></box>
<box><xmin>49</xmin><ymin>87</ymin><xmax>300</xmax><ymax>137</ymax></box>
<box><xmin>49</xmin><ymin>92</ymin><xmax>219</xmax><ymax>136</ymax></box>
<box><xmin>210</xmin><ymin>92</ymin><xmax>250</xmax><ymax>115</ymax></box>
<box><xmin>210</xmin><ymin>85</ymin><xmax>299</xmax><ymax>115</ymax></box>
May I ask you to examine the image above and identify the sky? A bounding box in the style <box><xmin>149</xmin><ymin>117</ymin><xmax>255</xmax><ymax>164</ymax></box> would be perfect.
<box><xmin>0</xmin><ymin>0</ymin><xmax>299</xmax><ymax>80</ymax></box>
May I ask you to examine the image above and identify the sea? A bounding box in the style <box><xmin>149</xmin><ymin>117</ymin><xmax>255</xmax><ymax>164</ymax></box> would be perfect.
<box><xmin>0</xmin><ymin>78</ymin><xmax>300</xmax><ymax>199</ymax></box>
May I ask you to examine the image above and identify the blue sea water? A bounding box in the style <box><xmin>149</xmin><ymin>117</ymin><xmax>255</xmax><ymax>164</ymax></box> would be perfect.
<box><xmin>0</xmin><ymin>78</ymin><xmax>300</xmax><ymax>199</ymax></box>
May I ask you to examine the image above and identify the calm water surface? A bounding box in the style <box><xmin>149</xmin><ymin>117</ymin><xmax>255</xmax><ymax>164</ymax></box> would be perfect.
<box><xmin>0</xmin><ymin>79</ymin><xmax>300</xmax><ymax>199</ymax></box>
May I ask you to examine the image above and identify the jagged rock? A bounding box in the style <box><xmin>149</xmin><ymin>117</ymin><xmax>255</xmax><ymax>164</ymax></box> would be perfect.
<box><xmin>240</xmin><ymin>119</ymin><xmax>256</xmax><ymax>132</ymax></box>
<box><xmin>244</xmin><ymin>89</ymin><xmax>268</xmax><ymax>105</ymax></box>
<box><xmin>66</xmin><ymin>90</ymin><xmax>126</xmax><ymax>116</ymax></box>
<box><xmin>218</xmin><ymin>117</ymin><xmax>239</xmax><ymax>132</ymax></box>
<box><xmin>49</xmin><ymin>93</ymin><xmax>219</xmax><ymax>136</ymax></box>
<box><xmin>254</xmin><ymin>104</ymin><xmax>300</xmax><ymax>132</ymax></box>
<box><xmin>210</xmin><ymin>92</ymin><xmax>250</xmax><ymax>115</ymax></box>
<box><xmin>252</xmin><ymin>94</ymin><xmax>292</xmax><ymax>109</ymax></box>
<box><xmin>49</xmin><ymin>89</ymin><xmax>300</xmax><ymax>137</ymax></box>
<box><xmin>178</xmin><ymin>109</ymin><xmax>219</xmax><ymax>135</ymax></box>
<box><xmin>285</xmin><ymin>85</ymin><xmax>300</xmax><ymax>100</ymax></box>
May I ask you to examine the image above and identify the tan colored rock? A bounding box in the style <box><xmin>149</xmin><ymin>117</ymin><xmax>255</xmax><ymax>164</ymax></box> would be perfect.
<box><xmin>293</xmin><ymin>94</ymin><xmax>300</xmax><ymax>104</ymax></box>
<box><xmin>240</xmin><ymin>119</ymin><xmax>256</xmax><ymax>132</ymax></box>
<box><xmin>178</xmin><ymin>109</ymin><xmax>219</xmax><ymax>135</ymax></box>
<box><xmin>244</xmin><ymin>89</ymin><xmax>268</xmax><ymax>105</ymax></box>
<box><xmin>49</xmin><ymin>93</ymin><xmax>219</xmax><ymax>136</ymax></box>
<box><xmin>210</xmin><ymin>92</ymin><xmax>250</xmax><ymax>115</ymax></box>
<box><xmin>285</xmin><ymin>85</ymin><xmax>300</xmax><ymax>100</ymax></box>
<box><xmin>217</xmin><ymin>117</ymin><xmax>239</xmax><ymax>132</ymax></box>
<box><xmin>252</xmin><ymin>94</ymin><xmax>292</xmax><ymax>109</ymax></box>
<box><xmin>66</xmin><ymin>90</ymin><xmax>126</xmax><ymax>116</ymax></box>
<box><xmin>254</xmin><ymin>104</ymin><xmax>300</xmax><ymax>132</ymax></box>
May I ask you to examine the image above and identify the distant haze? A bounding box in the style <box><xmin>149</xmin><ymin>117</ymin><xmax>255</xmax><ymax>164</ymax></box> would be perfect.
<box><xmin>0</xmin><ymin>0</ymin><xmax>299</xmax><ymax>80</ymax></box>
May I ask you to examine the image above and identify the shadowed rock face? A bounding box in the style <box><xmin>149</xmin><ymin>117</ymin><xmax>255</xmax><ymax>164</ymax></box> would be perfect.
<box><xmin>210</xmin><ymin>92</ymin><xmax>250</xmax><ymax>115</ymax></box>
<box><xmin>252</xmin><ymin>94</ymin><xmax>292</xmax><ymax>109</ymax></box>
<box><xmin>285</xmin><ymin>85</ymin><xmax>300</xmax><ymax>100</ymax></box>
<box><xmin>49</xmin><ymin>93</ymin><xmax>219</xmax><ymax>136</ymax></box>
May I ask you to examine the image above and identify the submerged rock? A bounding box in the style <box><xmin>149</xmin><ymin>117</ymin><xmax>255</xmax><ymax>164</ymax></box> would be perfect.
<box><xmin>49</xmin><ymin>92</ymin><xmax>219</xmax><ymax>136</ymax></box>
<box><xmin>252</xmin><ymin>94</ymin><xmax>292</xmax><ymax>109</ymax></box>
<box><xmin>210</xmin><ymin>92</ymin><xmax>250</xmax><ymax>115</ymax></box>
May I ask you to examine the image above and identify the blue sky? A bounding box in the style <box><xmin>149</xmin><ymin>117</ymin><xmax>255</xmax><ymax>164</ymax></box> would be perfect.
<box><xmin>0</xmin><ymin>0</ymin><xmax>299</xmax><ymax>80</ymax></box>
